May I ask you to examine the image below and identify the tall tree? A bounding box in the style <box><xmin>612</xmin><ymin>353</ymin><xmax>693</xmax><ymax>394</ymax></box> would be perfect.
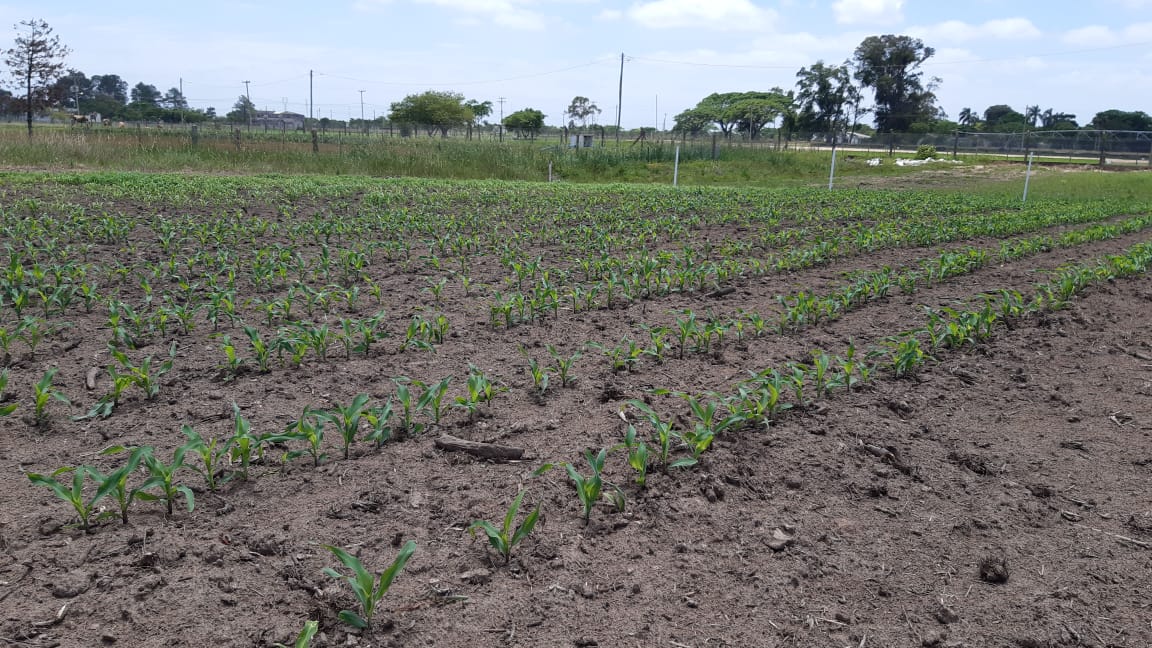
<box><xmin>90</xmin><ymin>74</ymin><xmax>128</xmax><ymax>103</ymax></box>
<box><xmin>565</xmin><ymin>96</ymin><xmax>601</xmax><ymax>128</ymax></box>
<box><xmin>1024</xmin><ymin>105</ymin><xmax>1041</xmax><ymax>128</ymax></box>
<box><xmin>503</xmin><ymin>108</ymin><xmax>546</xmax><ymax>139</ymax></box>
<box><xmin>852</xmin><ymin>35</ymin><xmax>937</xmax><ymax>133</ymax></box>
<box><xmin>670</xmin><ymin>107</ymin><xmax>714</xmax><ymax>136</ymax></box>
<box><xmin>130</xmin><ymin>82</ymin><xmax>161</xmax><ymax>106</ymax></box>
<box><xmin>389</xmin><ymin>90</ymin><xmax>473</xmax><ymax>137</ymax></box>
<box><xmin>226</xmin><ymin>95</ymin><xmax>255</xmax><ymax>123</ymax></box>
<box><xmin>1039</xmin><ymin>108</ymin><xmax>1077</xmax><ymax>130</ymax></box>
<box><xmin>730</xmin><ymin>89</ymin><xmax>792</xmax><ymax>140</ymax></box>
<box><xmin>1089</xmin><ymin>110</ymin><xmax>1152</xmax><ymax>131</ymax></box>
<box><xmin>983</xmin><ymin>104</ymin><xmax>1026</xmax><ymax>132</ymax></box>
<box><xmin>49</xmin><ymin>68</ymin><xmax>89</xmax><ymax>111</ymax></box>
<box><xmin>162</xmin><ymin>87</ymin><xmax>188</xmax><ymax>110</ymax></box>
<box><xmin>4</xmin><ymin>19</ymin><xmax>70</xmax><ymax>136</ymax></box>
<box><xmin>795</xmin><ymin>61</ymin><xmax>857</xmax><ymax>140</ymax></box>
<box><xmin>464</xmin><ymin>99</ymin><xmax>493</xmax><ymax>126</ymax></box>
<box><xmin>957</xmin><ymin>107</ymin><xmax>978</xmax><ymax>128</ymax></box>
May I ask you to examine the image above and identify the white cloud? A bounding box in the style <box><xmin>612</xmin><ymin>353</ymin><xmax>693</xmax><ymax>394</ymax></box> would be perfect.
<box><xmin>832</xmin><ymin>0</ymin><xmax>903</xmax><ymax>26</ymax></box>
<box><xmin>627</xmin><ymin>0</ymin><xmax>777</xmax><ymax>31</ymax></box>
<box><xmin>1063</xmin><ymin>21</ymin><xmax>1152</xmax><ymax>46</ymax></box>
<box><xmin>597</xmin><ymin>8</ymin><xmax>623</xmax><ymax>20</ymax></box>
<box><xmin>413</xmin><ymin>0</ymin><xmax>547</xmax><ymax>30</ymax></box>
<box><xmin>907</xmin><ymin>18</ymin><xmax>1041</xmax><ymax>43</ymax></box>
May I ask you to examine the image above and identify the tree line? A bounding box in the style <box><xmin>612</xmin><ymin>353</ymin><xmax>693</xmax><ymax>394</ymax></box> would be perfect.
<box><xmin>671</xmin><ymin>34</ymin><xmax>1151</xmax><ymax>142</ymax></box>
<box><xmin>5</xmin><ymin>20</ymin><xmax>1150</xmax><ymax>140</ymax></box>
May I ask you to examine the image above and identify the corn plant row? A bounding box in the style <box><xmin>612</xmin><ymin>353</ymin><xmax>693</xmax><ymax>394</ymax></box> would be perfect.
<box><xmin>483</xmin><ymin>201</ymin><xmax>1145</xmax><ymax>329</ymax></box>
<box><xmin>578</xmin><ymin>213</ymin><xmax>1152</xmax><ymax>372</ymax></box>
<box><xmin>531</xmin><ymin>237</ymin><xmax>1152</xmax><ymax>524</ymax></box>
<box><xmin>3</xmin><ymin>190</ymin><xmax>1144</xmax><ymax>340</ymax></box>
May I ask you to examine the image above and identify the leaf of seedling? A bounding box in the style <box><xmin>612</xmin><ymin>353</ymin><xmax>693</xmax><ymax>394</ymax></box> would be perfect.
<box><xmin>273</xmin><ymin>620</ymin><xmax>319</xmax><ymax>648</ymax></box>
<box><xmin>323</xmin><ymin>540</ymin><xmax>416</xmax><ymax>630</ymax></box>
<box><xmin>89</xmin><ymin>445</ymin><xmax>150</xmax><ymax>524</ymax></box>
<box><xmin>27</xmin><ymin>466</ymin><xmax>103</xmax><ymax>531</ymax></box>
<box><xmin>469</xmin><ymin>489</ymin><xmax>540</xmax><ymax>563</ymax></box>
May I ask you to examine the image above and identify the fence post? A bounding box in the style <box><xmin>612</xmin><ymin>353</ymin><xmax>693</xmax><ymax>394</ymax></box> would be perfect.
<box><xmin>711</xmin><ymin>133</ymin><xmax>717</xmax><ymax>161</ymax></box>
<box><xmin>828</xmin><ymin>140</ymin><xmax>838</xmax><ymax>190</ymax></box>
<box><xmin>952</xmin><ymin>130</ymin><xmax>959</xmax><ymax>159</ymax></box>
<box><xmin>548</xmin><ymin>161</ymin><xmax>553</xmax><ymax>182</ymax></box>
<box><xmin>1098</xmin><ymin>132</ymin><xmax>1105</xmax><ymax>166</ymax></box>
<box><xmin>1022</xmin><ymin>153</ymin><xmax>1034</xmax><ymax>203</ymax></box>
<box><xmin>673</xmin><ymin>145</ymin><xmax>680</xmax><ymax>187</ymax></box>
<box><xmin>311</xmin><ymin>129</ymin><xmax>319</xmax><ymax>154</ymax></box>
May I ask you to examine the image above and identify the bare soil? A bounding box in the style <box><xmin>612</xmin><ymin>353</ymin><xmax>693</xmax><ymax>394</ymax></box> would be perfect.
<box><xmin>1</xmin><ymin>184</ymin><xmax>1150</xmax><ymax>648</ymax></box>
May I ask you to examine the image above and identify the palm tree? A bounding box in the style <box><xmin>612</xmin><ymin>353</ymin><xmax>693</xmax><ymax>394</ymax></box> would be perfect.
<box><xmin>958</xmin><ymin>107</ymin><xmax>977</xmax><ymax>128</ymax></box>
<box><xmin>1025</xmin><ymin>105</ymin><xmax>1041</xmax><ymax>128</ymax></box>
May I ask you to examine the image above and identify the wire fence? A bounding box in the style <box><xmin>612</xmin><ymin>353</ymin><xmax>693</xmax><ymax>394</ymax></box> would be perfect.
<box><xmin>10</xmin><ymin>115</ymin><xmax>1152</xmax><ymax>167</ymax></box>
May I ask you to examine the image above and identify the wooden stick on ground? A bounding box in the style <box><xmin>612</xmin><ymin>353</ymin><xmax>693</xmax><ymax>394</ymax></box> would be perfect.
<box><xmin>434</xmin><ymin>434</ymin><xmax>524</xmax><ymax>460</ymax></box>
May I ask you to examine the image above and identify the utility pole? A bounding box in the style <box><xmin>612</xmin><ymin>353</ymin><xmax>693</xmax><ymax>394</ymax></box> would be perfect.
<box><xmin>309</xmin><ymin>70</ymin><xmax>314</xmax><ymax>128</ymax></box>
<box><xmin>359</xmin><ymin>90</ymin><xmax>365</xmax><ymax>124</ymax></box>
<box><xmin>243</xmin><ymin>80</ymin><xmax>252</xmax><ymax>131</ymax></box>
<box><xmin>179</xmin><ymin>77</ymin><xmax>184</xmax><ymax>124</ymax></box>
<box><xmin>498</xmin><ymin>97</ymin><xmax>506</xmax><ymax>142</ymax></box>
<box><xmin>616</xmin><ymin>52</ymin><xmax>624</xmax><ymax>145</ymax></box>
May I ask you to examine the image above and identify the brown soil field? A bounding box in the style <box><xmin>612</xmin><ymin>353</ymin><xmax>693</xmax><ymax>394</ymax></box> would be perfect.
<box><xmin>0</xmin><ymin>176</ymin><xmax>1149</xmax><ymax>648</ymax></box>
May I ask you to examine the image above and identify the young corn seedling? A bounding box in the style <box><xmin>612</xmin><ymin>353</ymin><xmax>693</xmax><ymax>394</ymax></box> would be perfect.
<box><xmin>228</xmin><ymin>403</ymin><xmax>264</xmax><ymax>480</ymax></box>
<box><xmin>810</xmin><ymin>350</ymin><xmax>842</xmax><ymax>397</ymax></box>
<box><xmin>416</xmin><ymin>377</ymin><xmax>453</xmax><ymax>426</ymax></box>
<box><xmin>888</xmin><ymin>334</ymin><xmax>929</xmax><ymax>378</ymax></box>
<box><xmin>546</xmin><ymin>345</ymin><xmax>580</xmax><ymax>387</ymax></box>
<box><xmin>244</xmin><ymin>325</ymin><xmax>272</xmax><ymax>373</ymax></box>
<box><xmin>109</xmin><ymin>342</ymin><xmax>177</xmax><ymax>401</ymax></box>
<box><xmin>454</xmin><ymin>365</ymin><xmax>504</xmax><ymax>420</ymax></box>
<box><xmin>627</xmin><ymin>400</ymin><xmax>695</xmax><ymax>473</ymax></box>
<box><xmin>836</xmin><ymin>340</ymin><xmax>862</xmax><ymax>392</ymax></box>
<box><xmin>622</xmin><ymin>424</ymin><xmax>650</xmax><ymax>487</ymax></box>
<box><xmin>18</xmin><ymin>316</ymin><xmax>46</xmax><ymax>359</ymax></box>
<box><xmin>180</xmin><ymin>425</ymin><xmax>230</xmax><ymax>491</ymax></box>
<box><xmin>322</xmin><ymin>540</ymin><xmax>417</xmax><ymax>630</ymax></box>
<box><xmin>32</xmin><ymin>367</ymin><xmax>70</xmax><ymax>427</ymax></box>
<box><xmin>270</xmin><ymin>407</ymin><xmax>328</xmax><ymax>467</ymax></box>
<box><xmin>640</xmin><ymin>324</ymin><xmax>670</xmax><ymax>364</ymax></box>
<box><xmin>26</xmin><ymin>466</ymin><xmax>104</xmax><ymax>531</ymax></box>
<box><xmin>318</xmin><ymin>394</ymin><xmax>370</xmax><ymax>460</ymax></box>
<box><xmin>0</xmin><ymin>369</ymin><xmax>15</xmax><ymax>417</ymax></box>
<box><xmin>364</xmin><ymin>400</ymin><xmax>395</xmax><ymax>449</ymax></box>
<box><xmin>785</xmin><ymin>363</ymin><xmax>809</xmax><ymax>409</ymax></box>
<box><xmin>134</xmin><ymin>445</ymin><xmax>195</xmax><ymax>517</ymax></box>
<box><xmin>218</xmin><ymin>335</ymin><xmax>245</xmax><ymax>381</ymax></box>
<box><xmin>273</xmin><ymin>620</ymin><xmax>319</xmax><ymax>648</ymax></box>
<box><xmin>424</xmin><ymin>276</ymin><xmax>448</xmax><ymax>305</ymax></box>
<box><xmin>675</xmin><ymin>311</ymin><xmax>698</xmax><ymax>359</ymax></box>
<box><xmin>727</xmin><ymin>380</ymin><xmax>785</xmax><ymax>430</ymax></box>
<box><xmin>392</xmin><ymin>378</ymin><xmax>425</xmax><ymax>438</ymax></box>
<box><xmin>88</xmin><ymin>445</ymin><xmax>151</xmax><ymax>524</ymax></box>
<box><xmin>520</xmin><ymin>349</ymin><xmax>550</xmax><ymax>399</ymax></box>
<box><xmin>469</xmin><ymin>489</ymin><xmax>542</xmax><ymax>564</ymax></box>
<box><xmin>354</xmin><ymin>310</ymin><xmax>389</xmax><ymax>356</ymax></box>
<box><xmin>537</xmin><ymin>448</ymin><xmax>613</xmax><ymax>524</ymax></box>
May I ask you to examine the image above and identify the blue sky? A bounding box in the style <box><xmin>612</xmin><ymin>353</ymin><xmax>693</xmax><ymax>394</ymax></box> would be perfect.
<box><xmin>5</xmin><ymin>1</ymin><xmax>1150</xmax><ymax>128</ymax></box>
